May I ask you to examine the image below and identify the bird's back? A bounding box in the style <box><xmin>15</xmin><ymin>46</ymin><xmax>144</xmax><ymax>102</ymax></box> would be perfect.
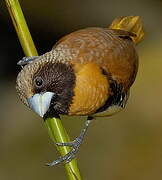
<box><xmin>53</xmin><ymin>27</ymin><xmax>138</xmax><ymax>91</ymax></box>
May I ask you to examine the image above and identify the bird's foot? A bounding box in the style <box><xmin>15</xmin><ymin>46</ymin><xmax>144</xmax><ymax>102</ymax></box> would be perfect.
<box><xmin>17</xmin><ymin>56</ymin><xmax>39</xmax><ymax>66</ymax></box>
<box><xmin>46</xmin><ymin>137</ymin><xmax>82</xmax><ymax>166</ymax></box>
<box><xmin>46</xmin><ymin>119</ymin><xmax>92</xmax><ymax>166</ymax></box>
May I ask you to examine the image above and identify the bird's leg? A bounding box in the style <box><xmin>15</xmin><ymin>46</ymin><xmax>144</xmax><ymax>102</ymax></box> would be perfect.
<box><xmin>17</xmin><ymin>56</ymin><xmax>39</xmax><ymax>66</ymax></box>
<box><xmin>46</xmin><ymin>117</ymin><xmax>93</xmax><ymax>166</ymax></box>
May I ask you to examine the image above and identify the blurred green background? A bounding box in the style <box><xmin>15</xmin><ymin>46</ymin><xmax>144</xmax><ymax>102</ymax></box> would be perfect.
<box><xmin>1</xmin><ymin>0</ymin><xmax>162</xmax><ymax>179</ymax></box>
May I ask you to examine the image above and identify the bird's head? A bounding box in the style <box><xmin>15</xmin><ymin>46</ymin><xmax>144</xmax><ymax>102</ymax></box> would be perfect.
<box><xmin>16</xmin><ymin>53</ymin><xmax>76</xmax><ymax>118</ymax></box>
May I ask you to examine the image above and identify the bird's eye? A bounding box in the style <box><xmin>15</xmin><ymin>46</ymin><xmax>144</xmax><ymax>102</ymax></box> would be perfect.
<box><xmin>34</xmin><ymin>77</ymin><xmax>44</xmax><ymax>87</ymax></box>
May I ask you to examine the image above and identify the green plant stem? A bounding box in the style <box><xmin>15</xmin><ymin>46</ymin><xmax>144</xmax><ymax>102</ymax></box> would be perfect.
<box><xmin>5</xmin><ymin>0</ymin><xmax>82</xmax><ymax>179</ymax></box>
<box><xmin>5</xmin><ymin>0</ymin><xmax>38</xmax><ymax>57</ymax></box>
<box><xmin>45</xmin><ymin>118</ymin><xmax>81</xmax><ymax>180</ymax></box>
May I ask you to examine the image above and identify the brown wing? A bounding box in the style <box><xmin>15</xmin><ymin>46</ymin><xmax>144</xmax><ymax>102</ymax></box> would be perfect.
<box><xmin>53</xmin><ymin>27</ymin><xmax>138</xmax><ymax>91</ymax></box>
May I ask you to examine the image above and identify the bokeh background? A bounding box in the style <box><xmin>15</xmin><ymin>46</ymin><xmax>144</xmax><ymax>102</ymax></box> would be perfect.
<box><xmin>1</xmin><ymin>0</ymin><xmax>162</xmax><ymax>179</ymax></box>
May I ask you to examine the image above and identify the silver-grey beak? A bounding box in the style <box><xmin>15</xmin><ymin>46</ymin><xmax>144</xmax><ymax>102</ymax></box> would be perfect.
<box><xmin>27</xmin><ymin>92</ymin><xmax>54</xmax><ymax>117</ymax></box>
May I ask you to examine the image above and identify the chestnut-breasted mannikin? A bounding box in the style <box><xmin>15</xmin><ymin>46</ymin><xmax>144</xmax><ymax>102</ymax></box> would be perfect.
<box><xmin>16</xmin><ymin>16</ymin><xmax>144</xmax><ymax>165</ymax></box>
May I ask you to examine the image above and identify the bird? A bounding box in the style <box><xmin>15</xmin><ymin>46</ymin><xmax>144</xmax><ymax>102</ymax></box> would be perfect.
<box><xmin>16</xmin><ymin>16</ymin><xmax>144</xmax><ymax>165</ymax></box>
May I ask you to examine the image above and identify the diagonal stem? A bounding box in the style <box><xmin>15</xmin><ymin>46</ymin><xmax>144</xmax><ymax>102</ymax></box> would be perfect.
<box><xmin>5</xmin><ymin>0</ymin><xmax>82</xmax><ymax>179</ymax></box>
<box><xmin>5</xmin><ymin>0</ymin><xmax>38</xmax><ymax>57</ymax></box>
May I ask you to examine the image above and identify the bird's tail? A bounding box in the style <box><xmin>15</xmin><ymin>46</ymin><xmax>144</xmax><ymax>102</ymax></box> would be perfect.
<box><xmin>109</xmin><ymin>16</ymin><xmax>144</xmax><ymax>44</ymax></box>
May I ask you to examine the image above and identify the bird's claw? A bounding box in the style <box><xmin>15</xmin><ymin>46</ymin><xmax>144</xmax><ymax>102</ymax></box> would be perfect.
<box><xmin>45</xmin><ymin>156</ymin><xmax>62</xmax><ymax>166</ymax></box>
<box><xmin>56</xmin><ymin>138</ymin><xmax>81</xmax><ymax>148</ymax></box>
<box><xmin>46</xmin><ymin>119</ymin><xmax>92</xmax><ymax>166</ymax></box>
<box><xmin>55</xmin><ymin>142</ymin><xmax>74</xmax><ymax>147</ymax></box>
<box><xmin>46</xmin><ymin>138</ymin><xmax>82</xmax><ymax>166</ymax></box>
<box><xmin>17</xmin><ymin>56</ymin><xmax>39</xmax><ymax>66</ymax></box>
